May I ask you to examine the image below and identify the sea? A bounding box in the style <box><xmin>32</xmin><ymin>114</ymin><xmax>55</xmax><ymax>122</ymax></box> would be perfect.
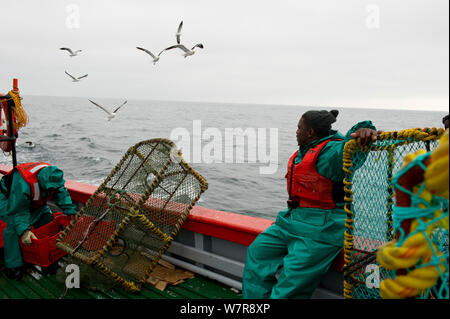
<box><xmin>1</xmin><ymin>95</ymin><xmax>447</xmax><ymax>220</ymax></box>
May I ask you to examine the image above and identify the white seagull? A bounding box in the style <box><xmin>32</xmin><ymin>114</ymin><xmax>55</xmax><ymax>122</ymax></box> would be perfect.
<box><xmin>65</xmin><ymin>71</ymin><xmax>88</xmax><ymax>82</ymax></box>
<box><xmin>162</xmin><ymin>43</ymin><xmax>204</xmax><ymax>58</ymax></box>
<box><xmin>136</xmin><ymin>47</ymin><xmax>163</xmax><ymax>65</ymax></box>
<box><xmin>162</xmin><ymin>21</ymin><xmax>204</xmax><ymax>58</ymax></box>
<box><xmin>176</xmin><ymin>21</ymin><xmax>183</xmax><ymax>44</ymax></box>
<box><xmin>60</xmin><ymin>47</ymin><xmax>82</xmax><ymax>57</ymax></box>
<box><xmin>89</xmin><ymin>99</ymin><xmax>127</xmax><ymax>121</ymax></box>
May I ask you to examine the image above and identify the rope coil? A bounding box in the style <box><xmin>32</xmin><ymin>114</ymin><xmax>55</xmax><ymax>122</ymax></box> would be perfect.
<box><xmin>6</xmin><ymin>90</ymin><xmax>28</xmax><ymax>129</ymax></box>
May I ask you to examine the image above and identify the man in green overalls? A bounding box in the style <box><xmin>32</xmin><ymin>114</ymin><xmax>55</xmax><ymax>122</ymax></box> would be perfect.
<box><xmin>0</xmin><ymin>162</ymin><xmax>78</xmax><ymax>280</ymax></box>
<box><xmin>242</xmin><ymin>110</ymin><xmax>379</xmax><ymax>299</ymax></box>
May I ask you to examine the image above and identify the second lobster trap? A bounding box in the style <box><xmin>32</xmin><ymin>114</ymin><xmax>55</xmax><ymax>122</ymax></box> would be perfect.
<box><xmin>56</xmin><ymin>138</ymin><xmax>208</xmax><ymax>292</ymax></box>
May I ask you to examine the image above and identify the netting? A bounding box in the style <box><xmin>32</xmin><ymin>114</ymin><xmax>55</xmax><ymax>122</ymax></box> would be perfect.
<box><xmin>342</xmin><ymin>128</ymin><xmax>446</xmax><ymax>299</ymax></box>
<box><xmin>56</xmin><ymin>138</ymin><xmax>208</xmax><ymax>292</ymax></box>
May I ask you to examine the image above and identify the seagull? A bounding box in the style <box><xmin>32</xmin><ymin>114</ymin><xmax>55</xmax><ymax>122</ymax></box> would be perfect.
<box><xmin>136</xmin><ymin>47</ymin><xmax>163</xmax><ymax>65</ymax></box>
<box><xmin>60</xmin><ymin>47</ymin><xmax>82</xmax><ymax>57</ymax></box>
<box><xmin>176</xmin><ymin>21</ymin><xmax>183</xmax><ymax>44</ymax></box>
<box><xmin>161</xmin><ymin>21</ymin><xmax>204</xmax><ymax>58</ymax></box>
<box><xmin>65</xmin><ymin>71</ymin><xmax>88</xmax><ymax>82</ymax></box>
<box><xmin>89</xmin><ymin>99</ymin><xmax>127</xmax><ymax>121</ymax></box>
<box><xmin>162</xmin><ymin>43</ymin><xmax>204</xmax><ymax>58</ymax></box>
<box><xmin>24</xmin><ymin>141</ymin><xmax>35</xmax><ymax>148</ymax></box>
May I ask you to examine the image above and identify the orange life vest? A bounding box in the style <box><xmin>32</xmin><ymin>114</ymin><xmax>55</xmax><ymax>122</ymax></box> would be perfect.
<box><xmin>16</xmin><ymin>162</ymin><xmax>55</xmax><ymax>209</ymax></box>
<box><xmin>286</xmin><ymin>138</ymin><xmax>344</xmax><ymax>209</ymax></box>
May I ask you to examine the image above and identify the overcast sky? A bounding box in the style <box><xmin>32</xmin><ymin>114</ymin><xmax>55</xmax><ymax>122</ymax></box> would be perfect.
<box><xmin>0</xmin><ymin>0</ymin><xmax>448</xmax><ymax>111</ymax></box>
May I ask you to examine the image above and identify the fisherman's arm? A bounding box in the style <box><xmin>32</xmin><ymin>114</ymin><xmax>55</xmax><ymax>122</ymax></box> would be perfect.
<box><xmin>318</xmin><ymin>121</ymin><xmax>378</xmax><ymax>181</ymax></box>
<box><xmin>346</xmin><ymin>121</ymin><xmax>381</xmax><ymax>171</ymax></box>
<box><xmin>349</xmin><ymin>121</ymin><xmax>381</xmax><ymax>146</ymax></box>
<box><xmin>53</xmin><ymin>186</ymin><xmax>78</xmax><ymax>215</ymax></box>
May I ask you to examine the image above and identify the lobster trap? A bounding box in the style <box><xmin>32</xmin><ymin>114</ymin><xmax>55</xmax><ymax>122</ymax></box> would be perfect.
<box><xmin>56</xmin><ymin>138</ymin><xmax>208</xmax><ymax>292</ymax></box>
<box><xmin>342</xmin><ymin>128</ymin><xmax>447</xmax><ymax>299</ymax></box>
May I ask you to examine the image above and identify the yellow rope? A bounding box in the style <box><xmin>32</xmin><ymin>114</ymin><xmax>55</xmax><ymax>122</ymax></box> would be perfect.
<box><xmin>93</xmin><ymin>260</ymin><xmax>140</xmax><ymax>292</ymax></box>
<box><xmin>128</xmin><ymin>208</ymin><xmax>173</xmax><ymax>243</ymax></box>
<box><xmin>386</xmin><ymin>146</ymin><xmax>395</xmax><ymax>240</ymax></box>
<box><xmin>6</xmin><ymin>90</ymin><xmax>28</xmax><ymax>129</ymax></box>
<box><xmin>377</xmin><ymin>228</ymin><xmax>445</xmax><ymax>299</ymax></box>
<box><xmin>425</xmin><ymin>129</ymin><xmax>449</xmax><ymax>199</ymax></box>
<box><xmin>343</xmin><ymin>139</ymin><xmax>356</xmax><ymax>299</ymax></box>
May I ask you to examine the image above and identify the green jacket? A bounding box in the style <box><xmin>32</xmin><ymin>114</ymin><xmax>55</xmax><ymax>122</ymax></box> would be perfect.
<box><xmin>0</xmin><ymin>166</ymin><xmax>77</xmax><ymax>236</ymax></box>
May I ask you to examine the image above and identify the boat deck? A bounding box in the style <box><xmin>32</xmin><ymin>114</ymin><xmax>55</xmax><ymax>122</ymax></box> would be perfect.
<box><xmin>0</xmin><ymin>260</ymin><xmax>242</xmax><ymax>299</ymax></box>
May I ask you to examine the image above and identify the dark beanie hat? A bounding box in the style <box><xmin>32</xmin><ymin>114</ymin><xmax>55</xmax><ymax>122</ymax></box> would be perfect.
<box><xmin>302</xmin><ymin>110</ymin><xmax>339</xmax><ymax>138</ymax></box>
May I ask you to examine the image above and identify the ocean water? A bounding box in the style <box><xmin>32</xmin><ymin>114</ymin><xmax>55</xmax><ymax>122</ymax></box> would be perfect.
<box><xmin>1</xmin><ymin>95</ymin><xmax>447</xmax><ymax>220</ymax></box>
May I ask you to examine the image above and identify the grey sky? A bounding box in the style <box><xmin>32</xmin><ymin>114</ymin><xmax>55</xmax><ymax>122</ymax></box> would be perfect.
<box><xmin>0</xmin><ymin>0</ymin><xmax>448</xmax><ymax>111</ymax></box>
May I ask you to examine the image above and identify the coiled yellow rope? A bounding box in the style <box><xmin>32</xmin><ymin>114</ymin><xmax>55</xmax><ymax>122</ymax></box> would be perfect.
<box><xmin>6</xmin><ymin>90</ymin><xmax>28</xmax><ymax>129</ymax></box>
<box><xmin>425</xmin><ymin>130</ymin><xmax>449</xmax><ymax>199</ymax></box>
<box><xmin>376</xmin><ymin>130</ymin><xmax>449</xmax><ymax>299</ymax></box>
<box><xmin>377</xmin><ymin>212</ymin><xmax>445</xmax><ymax>299</ymax></box>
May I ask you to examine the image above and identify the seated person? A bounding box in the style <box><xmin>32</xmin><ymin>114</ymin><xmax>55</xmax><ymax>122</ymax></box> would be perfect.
<box><xmin>0</xmin><ymin>162</ymin><xmax>77</xmax><ymax>280</ymax></box>
<box><xmin>242</xmin><ymin>110</ymin><xmax>379</xmax><ymax>299</ymax></box>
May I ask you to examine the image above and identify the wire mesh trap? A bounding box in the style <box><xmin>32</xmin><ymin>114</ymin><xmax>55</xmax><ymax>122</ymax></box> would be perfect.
<box><xmin>56</xmin><ymin>138</ymin><xmax>208</xmax><ymax>292</ymax></box>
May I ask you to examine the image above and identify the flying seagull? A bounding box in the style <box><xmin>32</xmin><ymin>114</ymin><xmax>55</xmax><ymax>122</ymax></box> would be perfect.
<box><xmin>136</xmin><ymin>47</ymin><xmax>164</xmax><ymax>65</ymax></box>
<box><xmin>60</xmin><ymin>47</ymin><xmax>82</xmax><ymax>57</ymax></box>
<box><xmin>161</xmin><ymin>21</ymin><xmax>204</xmax><ymax>58</ymax></box>
<box><xmin>89</xmin><ymin>99</ymin><xmax>127</xmax><ymax>121</ymax></box>
<box><xmin>176</xmin><ymin>21</ymin><xmax>183</xmax><ymax>44</ymax></box>
<box><xmin>65</xmin><ymin>71</ymin><xmax>88</xmax><ymax>82</ymax></box>
<box><xmin>162</xmin><ymin>43</ymin><xmax>204</xmax><ymax>58</ymax></box>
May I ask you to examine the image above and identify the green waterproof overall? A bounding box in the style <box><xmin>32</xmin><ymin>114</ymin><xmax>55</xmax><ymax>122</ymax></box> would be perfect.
<box><xmin>0</xmin><ymin>165</ymin><xmax>77</xmax><ymax>269</ymax></box>
<box><xmin>242</xmin><ymin>121</ymin><xmax>375</xmax><ymax>299</ymax></box>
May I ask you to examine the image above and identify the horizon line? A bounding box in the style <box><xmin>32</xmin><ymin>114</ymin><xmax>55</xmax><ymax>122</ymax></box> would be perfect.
<box><xmin>22</xmin><ymin>93</ymin><xmax>449</xmax><ymax>113</ymax></box>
